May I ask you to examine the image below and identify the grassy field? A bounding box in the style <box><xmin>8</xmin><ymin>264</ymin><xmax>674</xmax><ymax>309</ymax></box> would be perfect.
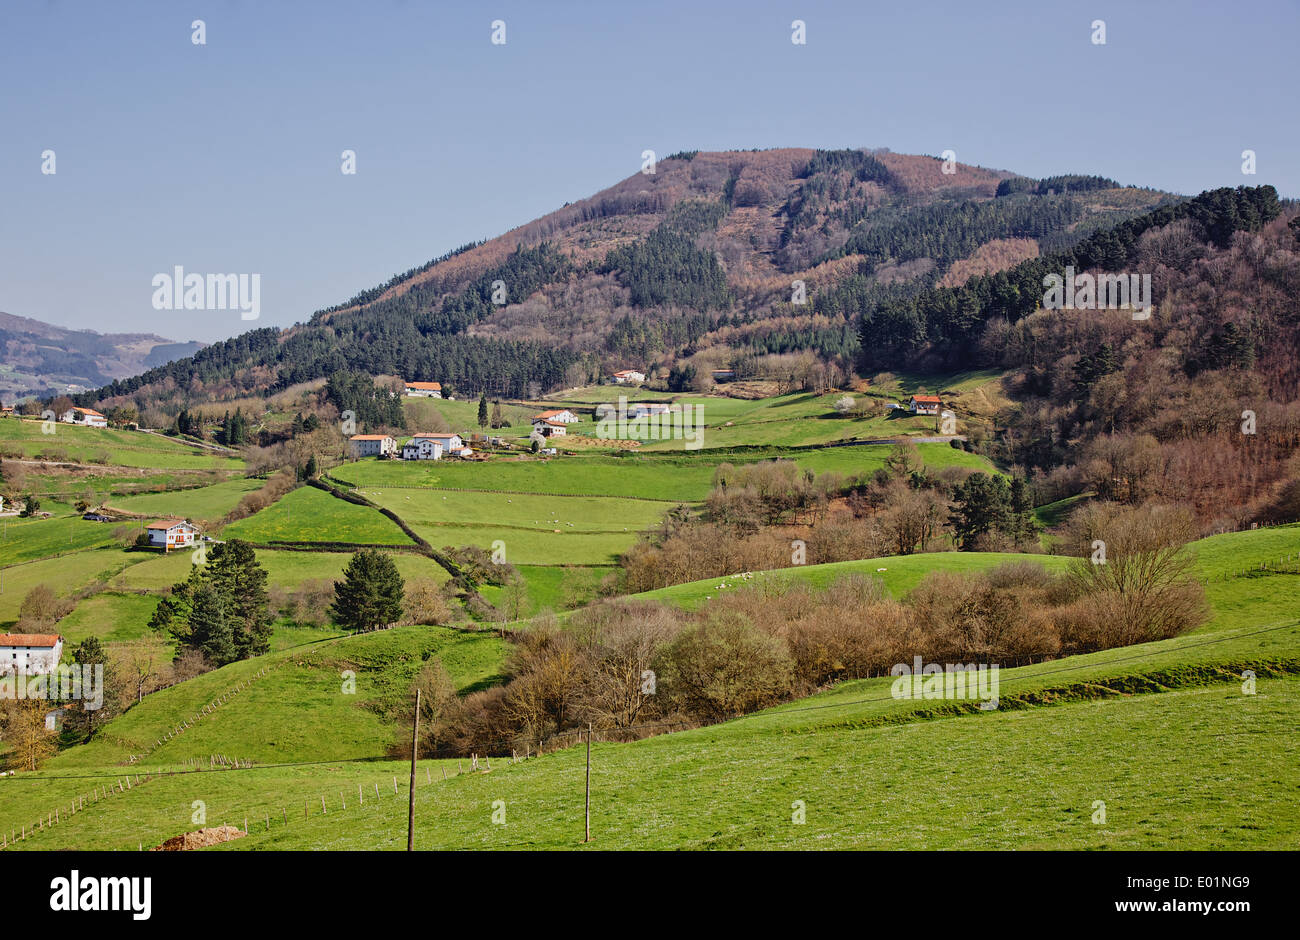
<box><xmin>357</xmin><ymin>488</ymin><xmax>676</xmax><ymax>566</ymax></box>
<box><xmin>8</xmin><ymin>676</ymin><xmax>1295</xmax><ymax>851</ymax></box>
<box><xmin>0</xmin><ymin>514</ymin><xmax>121</xmax><ymax>566</ymax></box>
<box><xmin>479</xmin><ymin>564</ymin><xmax>603</xmax><ymax>617</ymax></box>
<box><xmin>223</xmin><ymin>486</ymin><xmax>414</xmax><ymax>546</ymax></box>
<box><xmin>15</xmin><ymin>625</ymin><xmax>506</xmax><ymax>773</ymax></box>
<box><xmin>332</xmin><ymin>442</ymin><xmax>990</xmax><ymax>500</ymax></box>
<box><xmin>105</xmin><ymin>478</ymin><xmax>263</xmax><ymax>521</ymax></box>
<box><xmin>0</xmin><ymin>419</ymin><xmax>243</xmax><ymax>471</ymax></box>
<box><xmin>55</xmin><ymin>591</ymin><xmax>162</xmax><ymax>646</ymax></box>
<box><xmin>402</xmin><ymin>396</ymin><xmax>534</xmax><ymax>437</ymax></box>
<box><xmin>638</xmin><ymin>551</ymin><xmax>1074</xmax><ymax>609</ymax></box>
<box><xmin>0</xmin><ymin>549</ymin><xmax>142</xmax><ymax>624</ymax></box>
<box><xmin>2</xmin><ymin>525</ymin><xmax>1295</xmax><ymax>851</ymax></box>
<box><xmin>630</xmin><ymin>391</ymin><xmax>946</xmax><ymax>451</ymax></box>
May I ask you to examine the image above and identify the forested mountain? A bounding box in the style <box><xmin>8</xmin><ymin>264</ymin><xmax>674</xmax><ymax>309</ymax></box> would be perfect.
<box><xmin>77</xmin><ymin>148</ymin><xmax>1176</xmax><ymax>411</ymax></box>
<box><xmin>52</xmin><ymin>147</ymin><xmax>1300</xmax><ymax>532</ymax></box>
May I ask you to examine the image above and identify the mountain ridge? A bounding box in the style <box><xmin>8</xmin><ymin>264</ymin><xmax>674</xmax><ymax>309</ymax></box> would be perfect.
<box><xmin>0</xmin><ymin>310</ymin><xmax>204</xmax><ymax>400</ymax></box>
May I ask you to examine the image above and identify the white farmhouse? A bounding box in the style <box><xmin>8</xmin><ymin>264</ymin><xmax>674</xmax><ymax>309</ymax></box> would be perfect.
<box><xmin>60</xmin><ymin>406</ymin><xmax>108</xmax><ymax>428</ymax></box>
<box><xmin>627</xmin><ymin>402</ymin><xmax>672</xmax><ymax>420</ymax></box>
<box><xmin>405</xmin><ymin>381</ymin><xmax>443</xmax><ymax>398</ymax></box>
<box><xmin>531</xmin><ymin>409</ymin><xmax>579</xmax><ymax>425</ymax></box>
<box><xmin>348</xmin><ymin>434</ymin><xmax>398</xmax><ymax>458</ymax></box>
<box><xmin>609</xmin><ymin>369</ymin><xmax>645</xmax><ymax>384</ymax></box>
<box><xmin>531</xmin><ymin>419</ymin><xmax>567</xmax><ymax>438</ymax></box>
<box><xmin>401</xmin><ymin>437</ymin><xmax>444</xmax><ymax>460</ymax></box>
<box><xmin>411</xmin><ymin>432</ymin><xmax>464</xmax><ymax>452</ymax></box>
<box><xmin>0</xmin><ymin>633</ymin><xmax>63</xmax><ymax>676</ymax></box>
<box><xmin>908</xmin><ymin>395</ymin><xmax>942</xmax><ymax>416</ymax></box>
<box><xmin>147</xmin><ymin>519</ymin><xmax>201</xmax><ymax>551</ymax></box>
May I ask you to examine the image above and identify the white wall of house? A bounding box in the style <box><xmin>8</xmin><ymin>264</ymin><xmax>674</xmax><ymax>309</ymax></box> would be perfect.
<box><xmin>349</xmin><ymin>436</ymin><xmax>397</xmax><ymax>457</ymax></box>
<box><xmin>413</xmin><ymin>434</ymin><xmax>463</xmax><ymax>451</ymax></box>
<box><xmin>60</xmin><ymin>409</ymin><xmax>108</xmax><ymax>427</ymax></box>
<box><xmin>401</xmin><ymin>439</ymin><xmax>444</xmax><ymax>460</ymax></box>
<box><xmin>0</xmin><ymin>638</ymin><xmax>63</xmax><ymax>675</ymax></box>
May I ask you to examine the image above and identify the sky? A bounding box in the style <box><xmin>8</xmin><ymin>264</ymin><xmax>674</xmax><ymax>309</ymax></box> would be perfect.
<box><xmin>2</xmin><ymin>0</ymin><xmax>1297</xmax><ymax>344</ymax></box>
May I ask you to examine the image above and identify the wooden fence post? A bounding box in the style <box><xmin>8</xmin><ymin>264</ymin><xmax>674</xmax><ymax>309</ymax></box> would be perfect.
<box><xmin>584</xmin><ymin>722</ymin><xmax>592</xmax><ymax>844</ymax></box>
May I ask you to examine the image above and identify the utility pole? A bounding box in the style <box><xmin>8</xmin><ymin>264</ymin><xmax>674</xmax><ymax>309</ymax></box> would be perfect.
<box><xmin>407</xmin><ymin>688</ymin><xmax>420</xmax><ymax>851</ymax></box>
<box><xmin>584</xmin><ymin>722</ymin><xmax>592</xmax><ymax>844</ymax></box>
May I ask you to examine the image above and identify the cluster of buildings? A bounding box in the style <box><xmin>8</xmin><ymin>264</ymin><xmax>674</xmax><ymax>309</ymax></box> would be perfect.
<box><xmin>348</xmin><ymin>432</ymin><xmax>470</xmax><ymax>460</ymax></box>
<box><xmin>530</xmin><ymin>408</ymin><xmax>579</xmax><ymax>438</ymax></box>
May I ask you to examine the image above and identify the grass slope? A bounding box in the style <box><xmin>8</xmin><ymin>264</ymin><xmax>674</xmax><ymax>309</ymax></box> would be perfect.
<box><xmin>223</xmin><ymin>486</ymin><xmax>413</xmax><ymax>546</ymax></box>
<box><xmin>3</xmin><ymin>515</ymin><xmax>1294</xmax><ymax>852</ymax></box>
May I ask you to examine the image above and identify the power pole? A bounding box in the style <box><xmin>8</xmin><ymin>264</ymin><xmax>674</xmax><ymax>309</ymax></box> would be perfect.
<box><xmin>407</xmin><ymin>689</ymin><xmax>420</xmax><ymax>851</ymax></box>
<box><xmin>584</xmin><ymin>722</ymin><xmax>592</xmax><ymax>844</ymax></box>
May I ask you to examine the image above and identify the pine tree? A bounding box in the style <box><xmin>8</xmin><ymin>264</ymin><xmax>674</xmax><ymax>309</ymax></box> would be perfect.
<box><xmin>189</xmin><ymin>585</ymin><xmax>236</xmax><ymax>665</ymax></box>
<box><xmin>478</xmin><ymin>393</ymin><xmax>489</xmax><ymax>428</ymax></box>
<box><xmin>330</xmin><ymin>550</ymin><xmax>405</xmax><ymax>632</ymax></box>
<box><xmin>205</xmin><ymin>539</ymin><xmax>271</xmax><ymax>658</ymax></box>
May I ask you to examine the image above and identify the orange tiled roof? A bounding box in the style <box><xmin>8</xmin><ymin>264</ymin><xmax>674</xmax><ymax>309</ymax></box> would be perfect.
<box><xmin>0</xmin><ymin>633</ymin><xmax>62</xmax><ymax>648</ymax></box>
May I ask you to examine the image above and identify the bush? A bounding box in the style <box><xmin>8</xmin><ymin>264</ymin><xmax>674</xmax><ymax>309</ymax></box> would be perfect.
<box><xmin>656</xmin><ymin>610</ymin><xmax>793</xmax><ymax>721</ymax></box>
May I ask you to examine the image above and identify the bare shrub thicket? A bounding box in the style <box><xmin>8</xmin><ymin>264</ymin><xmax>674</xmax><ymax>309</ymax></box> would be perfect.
<box><xmin>619</xmin><ymin>450</ymin><xmax>971</xmax><ymax>594</ymax></box>
<box><xmin>1056</xmin><ymin>502</ymin><xmax>1208</xmax><ymax>650</ymax></box>
<box><xmin>427</xmin><ymin>525</ymin><xmax>1207</xmax><ymax>757</ymax></box>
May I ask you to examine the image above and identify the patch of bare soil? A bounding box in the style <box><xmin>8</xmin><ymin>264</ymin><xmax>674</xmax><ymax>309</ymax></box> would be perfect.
<box><xmin>153</xmin><ymin>826</ymin><xmax>246</xmax><ymax>851</ymax></box>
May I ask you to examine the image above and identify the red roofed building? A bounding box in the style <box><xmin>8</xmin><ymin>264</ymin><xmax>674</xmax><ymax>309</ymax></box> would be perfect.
<box><xmin>405</xmin><ymin>381</ymin><xmax>443</xmax><ymax>398</ymax></box>
<box><xmin>0</xmin><ymin>633</ymin><xmax>64</xmax><ymax>675</ymax></box>
<box><xmin>908</xmin><ymin>395</ymin><xmax>942</xmax><ymax>416</ymax></box>
<box><xmin>146</xmin><ymin>519</ymin><xmax>201</xmax><ymax>551</ymax></box>
<box><xmin>60</xmin><ymin>406</ymin><xmax>108</xmax><ymax>428</ymax></box>
<box><xmin>531</xmin><ymin>409</ymin><xmax>579</xmax><ymax>424</ymax></box>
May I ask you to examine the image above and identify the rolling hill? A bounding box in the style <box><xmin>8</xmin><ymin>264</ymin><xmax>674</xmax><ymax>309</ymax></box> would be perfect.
<box><xmin>80</xmin><ymin>150</ymin><xmax>1176</xmax><ymax>409</ymax></box>
<box><xmin>3</xmin><ymin>524</ymin><xmax>1295</xmax><ymax>851</ymax></box>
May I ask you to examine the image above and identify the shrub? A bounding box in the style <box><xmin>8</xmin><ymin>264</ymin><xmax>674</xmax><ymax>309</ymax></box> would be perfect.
<box><xmin>656</xmin><ymin>609</ymin><xmax>793</xmax><ymax>721</ymax></box>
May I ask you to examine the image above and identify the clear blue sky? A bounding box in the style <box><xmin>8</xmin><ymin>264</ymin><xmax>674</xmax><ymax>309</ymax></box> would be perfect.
<box><xmin>2</xmin><ymin>0</ymin><xmax>1296</xmax><ymax>343</ymax></box>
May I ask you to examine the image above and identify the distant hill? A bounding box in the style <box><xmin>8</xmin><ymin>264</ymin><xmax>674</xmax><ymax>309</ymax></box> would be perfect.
<box><xmin>0</xmin><ymin>311</ymin><xmax>203</xmax><ymax>400</ymax></box>
<box><xmin>85</xmin><ymin>147</ymin><xmax>1178</xmax><ymax>406</ymax></box>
